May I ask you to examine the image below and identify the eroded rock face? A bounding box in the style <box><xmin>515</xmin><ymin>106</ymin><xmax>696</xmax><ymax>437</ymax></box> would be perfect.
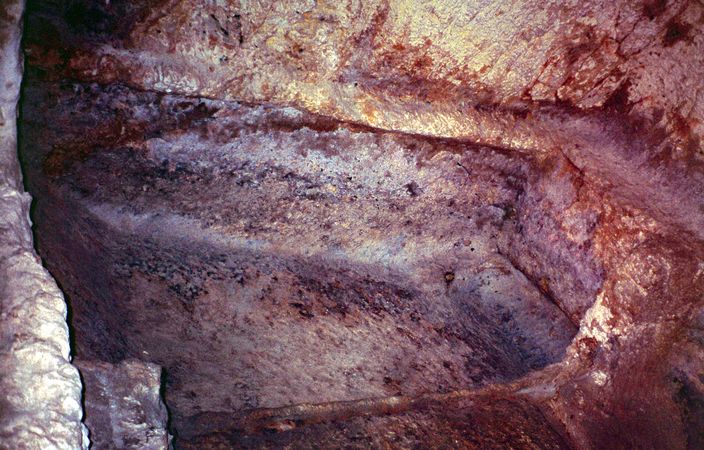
<box><xmin>13</xmin><ymin>0</ymin><xmax>704</xmax><ymax>448</ymax></box>
<box><xmin>20</xmin><ymin>81</ymin><xmax>578</xmax><ymax>440</ymax></box>
<box><xmin>77</xmin><ymin>360</ymin><xmax>170</xmax><ymax>449</ymax></box>
<box><xmin>0</xmin><ymin>1</ymin><xmax>85</xmax><ymax>448</ymax></box>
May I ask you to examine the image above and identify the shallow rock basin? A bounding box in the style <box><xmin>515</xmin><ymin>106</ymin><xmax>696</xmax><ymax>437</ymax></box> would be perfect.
<box><xmin>8</xmin><ymin>0</ymin><xmax>704</xmax><ymax>448</ymax></box>
<box><xmin>20</xmin><ymin>81</ymin><xmax>584</xmax><ymax>445</ymax></box>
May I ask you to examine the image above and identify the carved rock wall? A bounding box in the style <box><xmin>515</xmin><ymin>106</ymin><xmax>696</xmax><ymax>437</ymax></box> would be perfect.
<box><xmin>7</xmin><ymin>0</ymin><xmax>704</xmax><ymax>448</ymax></box>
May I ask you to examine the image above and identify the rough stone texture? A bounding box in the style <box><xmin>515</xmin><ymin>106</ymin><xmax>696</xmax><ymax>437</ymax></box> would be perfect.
<box><xmin>178</xmin><ymin>391</ymin><xmax>573</xmax><ymax>449</ymax></box>
<box><xmin>20</xmin><ymin>81</ymin><xmax>577</xmax><ymax>437</ymax></box>
<box><xmin>23</xmin><ymin>0</ymin><xmax>704</xmax><ymax>307</ymax></box>
<box><xmin>76</xmin><ymin>359</ymin><xmax>170</xmax><ymax>449</ymax></box>
<box><xmin>0</xmin><ymin>1</ymin><xmax>86</xmax><ymax>448</ymax></box>
<box><xmin>25</xmin><ymin>0</ymin><xmax>704</xmax><ymax>156</ymax></box>
<box><xmin>13</xmin><ymin>0</ymin><xmax>704</xmax><ymax>449</ymax></box>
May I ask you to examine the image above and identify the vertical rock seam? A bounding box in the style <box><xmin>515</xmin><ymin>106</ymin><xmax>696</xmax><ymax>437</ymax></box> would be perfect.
<box><xmin>0</xmin><ymin>1</ymin><xmax>86</xmax><ymax>448</ymax></box>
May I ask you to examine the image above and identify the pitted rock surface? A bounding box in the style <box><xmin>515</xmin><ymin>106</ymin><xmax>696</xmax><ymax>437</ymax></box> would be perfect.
<box><xmin>7</xmin><ymin>0</ymin><xmax>704</xmax><ymax>448</ymax></box>
<box><xmin>77</xmin><ymin>360</ymin><xmax>170</xmax><ymax>449</ymax></box>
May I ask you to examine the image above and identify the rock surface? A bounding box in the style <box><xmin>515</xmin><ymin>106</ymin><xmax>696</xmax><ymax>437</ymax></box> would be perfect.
<box><xmin>0</xmin><ymin>1</ymin><xmax>85</xmax><ymax>448</ymax></box>
<box><xmin>20</xmin><ymin>81</ymin><xmax>578</xmax><ymax>437</ymax></box>
<box><xmin>76</xmin><ymin>359</ymin><xmax>170</xmax><ymax>449</ymax></box>
<box><xmin>10</xmin><ymin>0</ymin><xmax>704</xmax><ymax>448</ymax></box>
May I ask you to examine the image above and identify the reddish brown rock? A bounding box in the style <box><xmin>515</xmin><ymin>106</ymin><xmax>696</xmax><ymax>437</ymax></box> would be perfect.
<box><xmin>9</xmin><ymin>0</ymin><xmax>704</xmax><ymax>448</ymax></box>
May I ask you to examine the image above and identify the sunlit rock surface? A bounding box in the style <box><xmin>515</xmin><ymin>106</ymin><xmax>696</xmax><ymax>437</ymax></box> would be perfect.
<box><xmin>9</xmin><ymin>0</ymin><xmax>704</xmax><ymax>448</ymax></box>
